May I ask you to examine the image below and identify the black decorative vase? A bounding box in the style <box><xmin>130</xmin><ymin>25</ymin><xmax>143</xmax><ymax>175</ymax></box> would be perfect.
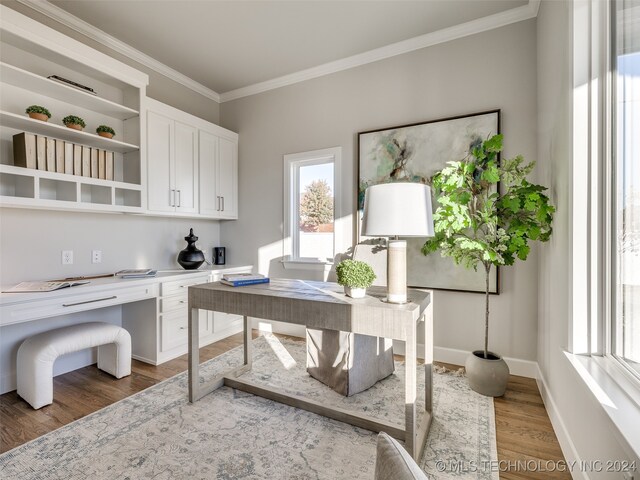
<box><xmin>177</xmin><ymin>228</ymin><xmax>205</xmax><ymax>270</ymax></box>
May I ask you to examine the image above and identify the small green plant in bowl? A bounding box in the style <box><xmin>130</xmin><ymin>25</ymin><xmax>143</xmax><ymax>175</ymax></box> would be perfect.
<box><xmin>25</xmin><ymin>105</ymin><xmax>51</xmax><ymax>122</ymax></box>
<box><xmin>96</xmin><ymin>125</ymin><xmax>116</xmax><ymax>139</ymax></box>
<box><xmin>62</xmin><ymin>115</ymin><xmax>86</xmax><ymax>131</ymax></box>
<box><xmin>336</xmin><ymin>259</ymin><xmax>376</xmax><ymax>298</ymax></box>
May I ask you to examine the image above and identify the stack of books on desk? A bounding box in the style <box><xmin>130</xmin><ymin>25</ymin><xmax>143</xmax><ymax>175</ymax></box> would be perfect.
<box><xmin>220</xmin><ymin>273</ymin><xmax>269</xmax><ymax>287</ymax></box>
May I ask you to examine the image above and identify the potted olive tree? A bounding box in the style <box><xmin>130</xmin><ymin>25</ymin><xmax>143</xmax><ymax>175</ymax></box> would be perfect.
<box><xmin>336</xmin><ymin>259</ymin><xmax>376</xmax><ymax>298</ymax></box>
<box><xmin>422</xmin><ymin>134</ymin><xmax>555</xmax><ymax>397</ymax></box>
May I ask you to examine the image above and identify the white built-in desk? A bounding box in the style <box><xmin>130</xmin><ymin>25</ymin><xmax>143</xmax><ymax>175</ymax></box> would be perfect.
<box><xmin>0</xmin><ymin>266</ymin><xmax>252</xmax><ymax>394</ymax></box>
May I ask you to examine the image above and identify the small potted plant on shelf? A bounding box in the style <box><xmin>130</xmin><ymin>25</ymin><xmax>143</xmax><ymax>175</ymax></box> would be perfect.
<box><xmin>25</xmin><ymin>105</ymin><xmax>51</xmax><ymax>122</ymax></box>
<box><xmin>336</xmin><ymin>259</ymin><xmax>376</xmax><ymax>299</ymax></box>
<box><xmin>62</xmin><ymin>115</ymin><xmax>86</xmax><ymax>131</ymax></box>
<box><xmin>96</xmin><ymin>125</ymin><xmax>116</xmax><ymax>139</ymax></box>
<box><xmin>422</xmin><ymin>134</ymin><xmax>555</xmax><ymax>397</ymax></box>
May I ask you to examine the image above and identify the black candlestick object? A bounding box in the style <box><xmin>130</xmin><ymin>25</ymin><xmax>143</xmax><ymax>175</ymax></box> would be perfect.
<box><xmin>177</xmin><ymin>228</ymin><xmax>205</xmax><ymax>270</ymax></box>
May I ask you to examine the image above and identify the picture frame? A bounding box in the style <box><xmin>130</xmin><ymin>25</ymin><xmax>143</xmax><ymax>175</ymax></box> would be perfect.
<box><xmin>357</xmin><ymin>109</ymin><xmax>501</xmax><ymax>294</ymax></box>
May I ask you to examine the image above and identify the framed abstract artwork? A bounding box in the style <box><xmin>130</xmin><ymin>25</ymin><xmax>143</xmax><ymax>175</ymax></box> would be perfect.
<box><xmin>357</xmin><ymin>109</ymin><xmax>501</xmax><ymax>294</ymax></box>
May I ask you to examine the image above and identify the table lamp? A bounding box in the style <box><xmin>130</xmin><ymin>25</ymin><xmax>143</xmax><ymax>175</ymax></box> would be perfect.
<box><xmin>361</xmin><ymin>182</ymin><xmax>434</xmax><ymax>303</ymax></box>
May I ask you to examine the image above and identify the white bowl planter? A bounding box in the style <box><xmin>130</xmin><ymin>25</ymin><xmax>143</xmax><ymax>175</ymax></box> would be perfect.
<box><xmin>344</xmin><ymin>286</ymin><xmax>366</xmax><ymax>299</ymax></box>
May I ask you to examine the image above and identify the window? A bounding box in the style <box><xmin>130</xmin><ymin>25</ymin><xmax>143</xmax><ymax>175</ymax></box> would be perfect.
<box><xmin>612</xmin><ymin>0</ymin><xmax>640</xmax><ymax>378</ymax></box>
<box><xmin>283</xmin><ymin>147</ymin><xmax>342</xmax><ymax>264</ymax></box>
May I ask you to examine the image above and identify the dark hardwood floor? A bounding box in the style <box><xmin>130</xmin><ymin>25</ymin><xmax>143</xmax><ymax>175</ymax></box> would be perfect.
<box><xmin>0</xmin><ymin>333</ymin><xmax>570</xmax><ymax>479</ymax></box>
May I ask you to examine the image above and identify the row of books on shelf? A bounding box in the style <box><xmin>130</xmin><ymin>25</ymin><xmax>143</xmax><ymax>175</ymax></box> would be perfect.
<box><xmin>13</xmin><ymin>132</ymin><xmax>115</xmax><ymax>180</ymax></box>
<box><xmin>220</xmin><ymin>273</ymin><xmax>270</xmax><ymax>287</ymax></box>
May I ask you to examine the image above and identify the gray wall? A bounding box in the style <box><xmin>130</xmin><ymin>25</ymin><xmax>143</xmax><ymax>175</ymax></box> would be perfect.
<box><xmin>0</xmin><ymin>209</ymin><xmax>220</xmax><ymax>285</ymax></box>
<box><xmin>2</xmin><ymin>1</ymin><xmax>220</xmax><ymax>124</ymax></box>
<box><xmin>220</xmin><ymin>20</ymin><xmax>539</xmax><ymax>361</ymax></box>
<box><xmin>536</xmin><ymin>0</ymin><xmax>636</xmax><ymax>472</ymax></box>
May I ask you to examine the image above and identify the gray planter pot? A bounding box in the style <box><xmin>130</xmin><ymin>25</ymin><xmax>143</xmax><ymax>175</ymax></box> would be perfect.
<box><xmin>465</xmin><ymin>350</ymin><xmax>509</xmax><ymax>397</ymax></box>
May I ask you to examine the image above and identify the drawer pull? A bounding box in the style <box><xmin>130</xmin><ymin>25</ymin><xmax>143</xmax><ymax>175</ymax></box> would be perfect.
<box><xmin>179</xmin><ymin>300</ymin><xmax>186</xmax><ymax>304</ymax></box>
<box><xmin>180</xmin><ymin>326</ymin><xmax>187</xmax><ymax>330</ymax></box>
<box><xmin>63</xmin><ymin>296</ymin><xmax>117</xmax><ymax>307</ymax></box>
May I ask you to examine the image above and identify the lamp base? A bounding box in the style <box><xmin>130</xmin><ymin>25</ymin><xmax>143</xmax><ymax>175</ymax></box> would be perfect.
<box><xmin>382</xmin><ymin>297</ymin><xmax>410</xmax><ymax>305</ymax></box>
<box><xmin>386</xmin><ymin>239</ymin><xmax>407</xmax><ymax>304</ymax></box>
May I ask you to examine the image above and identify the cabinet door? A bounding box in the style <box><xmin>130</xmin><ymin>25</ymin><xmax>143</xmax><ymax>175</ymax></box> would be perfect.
<box><xmin>217</xmin><ymin>137</ymin><xmax>238</xmax><ymax>219</ymax></box>
<box><xmin>174</xmin><ymin>121</ymin><xmax>198</xmax><ymax>214</ymax></box>
<box><xmin>199</xmin><ymin>130</ymin><xmax>219</xmax><ymax>217</ymax></box>
<box><xmin>147</xmin><ymin>111</ymin><xmax>174</xmax><ymax>212</ymax></box>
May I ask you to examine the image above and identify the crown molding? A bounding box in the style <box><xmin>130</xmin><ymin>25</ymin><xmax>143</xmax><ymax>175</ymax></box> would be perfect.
<box><xmin>220</xmin><ymin>0</ymin><xmax>541</xmax><ymax>102</ymax></box>
<box><xmin>14</xmin><ymin>0</ymin><xmax>221</xmax><ymax>103</ymax></box>
<box><xmin>16</xmin><ymin>0</ymin><xmax>540</xmax><ymax>104</ymax></box>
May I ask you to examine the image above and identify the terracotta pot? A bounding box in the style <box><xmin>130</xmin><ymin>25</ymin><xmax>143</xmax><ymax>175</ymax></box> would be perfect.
<box><xmin>97</xmin><ymin>131</ymin><xmax>114</xmax><ymax>139</ymax></box>
<box><xmin>28</xmin><ymin>112</ymin><xmax>49</xmax><ymax>122</ymax></box>
<box><xmin>465</xmin><ymin>350</ymin><xmax>510</xmax><ymax>397</ymax></box>
<box><xmin>65</xmin><ymin>123</ymin><xmax>83</xmax><ymax>131</ymax></box>
<box><xmin>344</xmin><ymin>286</ymin><xmax>366</xmax><ymax>299</ymax></box>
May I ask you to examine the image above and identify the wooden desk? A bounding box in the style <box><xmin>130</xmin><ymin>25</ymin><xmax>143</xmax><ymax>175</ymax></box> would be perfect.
<box><xmin>188</xmin><ymin>278</ymin><xmax>433</xmax><ymax>459</ymax></box>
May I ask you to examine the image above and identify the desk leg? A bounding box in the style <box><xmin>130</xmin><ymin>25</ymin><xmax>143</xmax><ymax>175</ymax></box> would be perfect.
<box><xmin>243</xmin><ymin>315</ymin><xmax>252</xmax><ymax>368</ymax></box>
<box><xmin>405</xmin><ymin>320</ymin><xmax>417</xmax><ymax>458</ymax></box>
<box><xmin>188</xmin><ymin>307</ymin><xmax>200</xmax><ymax>403</ymax></box>
<box><xmin>424</xmin><ymin>296</ymin><xmax>434</xmax><ymax>414</ymax></box>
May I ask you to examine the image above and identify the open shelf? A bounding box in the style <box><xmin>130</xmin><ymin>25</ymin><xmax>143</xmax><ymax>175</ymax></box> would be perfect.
<box><xmin>0</xmin><ymin>164</ymin><xmax>143</xmax><ymax>213</ymax></box>
<box><xmin>0</xmin><ymin>62</ymin><xmax>139</xmax><ymax>120</ymax></box>
<box><xmin>0</xmin><ymin>164</ymin><xmax>142</xmax><ymax>191</ymax></box>
<box><xmin>0</xmin><ymin>111</ymin><xmax>139</xmax><ymax>154</ymax></box>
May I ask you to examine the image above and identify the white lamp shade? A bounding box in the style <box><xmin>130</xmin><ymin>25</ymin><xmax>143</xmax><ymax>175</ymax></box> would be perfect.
<box><xmin>361</xmin><ymin>182</ymin><xmax>435</xmax><ymax>237</ymax></box>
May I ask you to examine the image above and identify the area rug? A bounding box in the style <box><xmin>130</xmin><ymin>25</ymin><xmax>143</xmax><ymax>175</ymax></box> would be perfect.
<box><xmin>0</xmin><ymin>335</ymin><xmax>498</xmax><ymax>480</ymax></box>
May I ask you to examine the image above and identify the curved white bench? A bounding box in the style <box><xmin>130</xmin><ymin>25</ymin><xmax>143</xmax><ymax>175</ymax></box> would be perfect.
<box><xmin>17</xmin><ymin>322</ymin><xmax>131</xmax><ymax>409</ymax></box>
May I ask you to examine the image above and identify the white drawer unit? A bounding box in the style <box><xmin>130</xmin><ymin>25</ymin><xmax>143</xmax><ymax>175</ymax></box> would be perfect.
<box><xmin>0</xmin><ymin>283</ymin><xmax>158</xmax><ymax>327</ymax></box>
<box><xmin>160</xmin><ymin>276</ymin><xmax>207</xmax><ymax>296</ymax></box>
<box><xmin>159</xmin><ymin>294</ymin><xmax>187</xmax><ymax>313</ymax></box>
<box><xmin>160</xmin><ymin>310</ymin><xmax>189</xmax><ymax>352</ymax></box>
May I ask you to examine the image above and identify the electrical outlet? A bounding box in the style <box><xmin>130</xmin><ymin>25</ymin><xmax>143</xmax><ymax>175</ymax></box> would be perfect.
<box><xmin>92</xmin><ymin>250</ymin><xmax>102</xmax><ymax>264</ymax></box>
<box><xmin>61</xmin><ymin>250</ymin><xmax>73</xmax><ymax>265</ymax></box>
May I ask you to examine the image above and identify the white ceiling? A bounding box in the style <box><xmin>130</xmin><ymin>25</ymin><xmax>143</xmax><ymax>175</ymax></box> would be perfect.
<box><xmin>49</xmin><ymin>0</ymin><xmax>528</xmax><ymax>95</ymax></box>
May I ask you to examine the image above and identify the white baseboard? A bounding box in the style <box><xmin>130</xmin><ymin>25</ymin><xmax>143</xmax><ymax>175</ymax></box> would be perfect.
<box><xmin>536</xmin><ymin>366</ymin><xmax>588</xmax><ymax>480</ymax></box>
<box><xmin>431</xmin><ymin>346</ymin><xmax>539</xmax><ymax>379</ymax></box>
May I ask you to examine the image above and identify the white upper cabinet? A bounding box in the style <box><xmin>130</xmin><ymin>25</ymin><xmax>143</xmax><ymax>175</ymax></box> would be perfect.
<box><xmin>173</xmin><ymin>121</ymin><xmax>198</xmax><ymax>214</ymax></box>
<box><xmin>217</xmin><ymin>137</ymin><xmax>238</xmax><ymax>219</ymax></box>
<box><xmin>145</xmin><ymin>97</ymin><xmax>238</xmax><ymax>220</ymax></box>
<box><xmin>199</xmin><ymin>130</ymin><xmax>219</xmax><ymax>217</ymax></box>
<box><xmin>146</xmin><ymin>111</ymin><xmax>173</xmax><ymax>213</ymax></box>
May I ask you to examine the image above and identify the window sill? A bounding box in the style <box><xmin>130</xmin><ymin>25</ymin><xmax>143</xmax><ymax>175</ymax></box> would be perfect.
<box><xmin>281</xmin><ymin>258</ymin><xmax>333</xmax><ymax>272</ymax></box>
<box><xmin>564</xmin><ymin>351</ymin><xmax>640</xmax><ymax>459</ymax></box>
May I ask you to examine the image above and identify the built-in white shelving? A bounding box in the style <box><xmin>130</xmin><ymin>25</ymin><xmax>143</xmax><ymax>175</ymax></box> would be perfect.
<box><xmin>0</xmin><ymin>111</ymin><xmax>139</xmax><ymax>154</ymax></box>
<box><xmin>0</xmin><ymin>62</ymin><xmax>139</xmax><ymax>120</ymax></box>
<box><xmin>0</xmin><ymin>164</ymin><xmax>142</xmax><ymax>212</ymax></box>
<box><xmin>0</xmin><ymin>4</ymin><xmax>149</xmax><ymax>214</ymax></box>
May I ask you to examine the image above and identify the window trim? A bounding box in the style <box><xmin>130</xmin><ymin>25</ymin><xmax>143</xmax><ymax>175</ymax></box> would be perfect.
<box><xmin>282</xmin><ymin>147</ymin><xmax>342</xmax><ymax>267</ymax></box>
<box><xmin>568</xmin><ymin>0</ymin><xmax>640</xmax><ymax>459</ymax></box>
